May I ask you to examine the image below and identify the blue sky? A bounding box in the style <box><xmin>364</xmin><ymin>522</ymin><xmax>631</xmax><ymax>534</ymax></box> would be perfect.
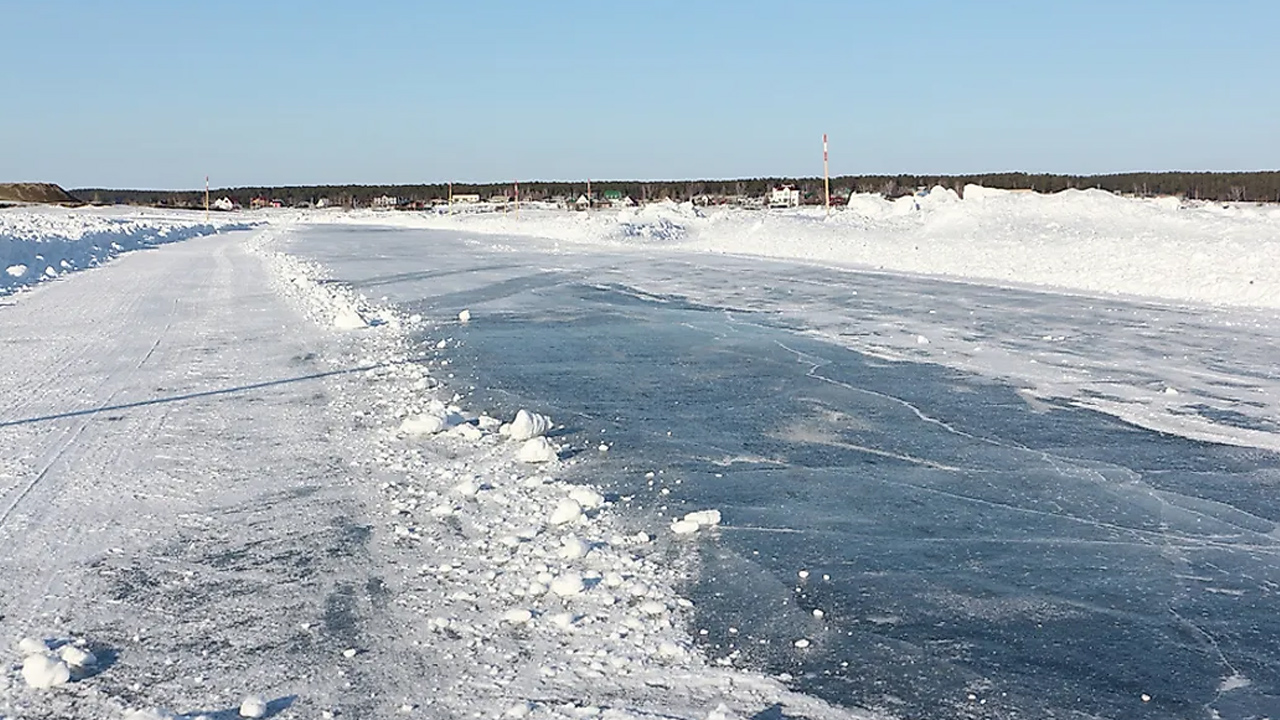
<box><xmin>3</xmin><ymin>0</ymin><xmax>1277</xmax><ymax>189</ymax></box>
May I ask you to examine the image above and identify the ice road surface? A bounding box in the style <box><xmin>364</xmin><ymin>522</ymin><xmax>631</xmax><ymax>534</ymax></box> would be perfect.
<box><xmin>2</xmin><ymin>191</ymin><xmax>1279</xmax><ymax>720</ymax></box>
<box><xmin>290</xmin><ymin>219</ymin><xmax>1280</xmax><ymax>720</ymax></box>
<box><xmin>0</xmin><ymin>212</ymin><xmax>861</xmax><ymax>720</ymax></box>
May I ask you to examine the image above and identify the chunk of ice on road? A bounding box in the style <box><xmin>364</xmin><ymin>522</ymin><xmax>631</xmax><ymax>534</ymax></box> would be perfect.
<box><xmin>5</xmin><ymin>264</ymin><xmax>27</xmax><ymax>278</ymax></box>
<box><xmin>21</xmin><ymin>654</ymin><xmax>71</xmax><ymax>688</ymax></box>
<box><xmin>333</xmin><ymin>303</ymin><xmax>367</xmax><ymax>330</ymax></box>
<box><xmin>58</xmin><ymin>644</ymin><xmax>96</xmax><ymax>670</ymax></box>
<box><xmin>239</xmin><ymin>694</ymin><xmax>268</xmax><ymax>718</ymax></box>
<box><xmin>550</xmin><ymin>572</ymin><xmax>585</xmax><ymax>597</ymax></box>
<box><xmin>568</xmin><ymin>487</ymin><xmax>605</xmax><ymax>510</ymax></box>
<box><xmin>549</xmin><ymin>498</ymin><xmax>583</xmax><ymax>526</ymax></box>
<box><xmin>502</xmin><ymin>608</ymin><xmax>534</xmax><ymax>624</ymax></box>
<box><xmin>671</xmin><ymin>509</ymin><xmax>722</xmax><ymax>534</ymax></box>
<box><xmin>503</xmin><ymin>409</ymin><xmax>553</xmax><ymax>441</ymax></box>
<box><xmin>400</xmin><ymin>409</ymin><xmax>463</xmax><ymax>436</ymax></box>
<box><xmin>458</xmin><ymin>309</ymin><xmax>472</xmax><ymax>323</ymax></box>
<box><xmin>517</xmin><ymin>437</ymin><xmax>558</xmax><ymax>463</ymax></box>
<box><xmin>558</xmin><ymin>535</ymin><xmax>590</xmax><ymax>560</ymax></box>
<box><xmin>17</xmin><ymin>637</ymin><xmax>48</xmax><ymax>655</ymax></box>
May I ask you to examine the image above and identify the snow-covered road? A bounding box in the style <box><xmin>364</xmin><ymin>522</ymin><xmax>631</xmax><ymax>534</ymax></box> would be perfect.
<box><xmin>0</xmin><ymin>228</ymin><xmax>415</xmax><ymax>718</ymax></box>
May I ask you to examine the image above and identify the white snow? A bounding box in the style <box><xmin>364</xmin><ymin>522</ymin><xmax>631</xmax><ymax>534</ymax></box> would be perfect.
<box><xmin>21</xmin><ymin>654</ymin><xmax>70</xmax><ymax>689</ymax></box>
<box><xmin>331</xmin><ymin>188</ymin><xmax>1280</xmax><ymax>310</ymax></box>
<box><xmin>239</xmin><ymin>694</ymin><xmax>268</xmax><ymax>718</ymax></box>
<box><xmin>516</xmin><ymin>436</ymin><xmax>559</xmax><ymax>463</ymax></box>
<box><xmin>5</xmin><ymin>191</ymin><xmax>1280</xmax><ymax>719</ymax></box>
<box><xmin>502</xmin><ymin>409</ymin><xmax>554</xmax><ymax>441</ymax></box>
<box><xmin>0</xmin><ymin>205</ymin><xmax>252</xmax><ymax>296</ymax></box>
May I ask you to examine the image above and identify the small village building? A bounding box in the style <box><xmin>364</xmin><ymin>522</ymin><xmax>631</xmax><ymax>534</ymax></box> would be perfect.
<box><xmin>372</xmin><ymin>195</ymin><xmax>399</xmax><ymax>209</ymax></box>
<box><xmin>768</xmin><ymin>185</ymin><xmax>801</xmax><ymax>208</ymax></box>
<box><xmin>212</xmin><ymin>197</ymin><xmax>235</xmax><ymax>211</ymax></box>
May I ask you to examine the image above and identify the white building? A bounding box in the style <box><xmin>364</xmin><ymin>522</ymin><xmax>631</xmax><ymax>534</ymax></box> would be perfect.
<box><xmin>212</xmin><ymin>196</ymin><xmax>235</xmax><ymax>211</ymax></box>
<box><xmin>372</xmin><ymin>195</ymin><xmax>399</xmax><ymax>208</ymax></box>
<box><xmin>768</xmin><ymin>185</ymin><xmax>801</xmax><ymax>208</ymax></box>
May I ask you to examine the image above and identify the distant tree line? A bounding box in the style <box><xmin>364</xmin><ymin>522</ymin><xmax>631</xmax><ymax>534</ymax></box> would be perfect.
<box><xmin>72</xmin><ymin>171</ymin><xmax>1280</xmax><ymax>208</ymax></box>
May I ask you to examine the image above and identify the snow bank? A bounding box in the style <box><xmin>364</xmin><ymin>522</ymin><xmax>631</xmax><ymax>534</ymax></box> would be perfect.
<box><xmin>0</xmin><ymin>206</ymin><xmax>255</xmax><ymax>296</ymax></box>
<box><xmin>335</xmin><ymin>188</ymin><xmax>1280</xmax><ymax>310</ymax></box>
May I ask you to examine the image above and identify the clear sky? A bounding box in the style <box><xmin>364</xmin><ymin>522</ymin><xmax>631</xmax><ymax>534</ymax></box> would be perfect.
<box><xmin>3</xmin><ymin>0</ymin><xmax>1277</xmax><ymax>189</ymax></box>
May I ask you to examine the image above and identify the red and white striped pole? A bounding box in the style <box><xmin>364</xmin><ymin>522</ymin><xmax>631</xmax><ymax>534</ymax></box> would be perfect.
<box><xmin>823</xmin><ymin>134</ymin><xmax>830</xmax><ymax>217</ymax></box>
<box><xmin>205</xmin><ymin>175</ymin><xmax>210</xmax><ymax>222</ymax></box>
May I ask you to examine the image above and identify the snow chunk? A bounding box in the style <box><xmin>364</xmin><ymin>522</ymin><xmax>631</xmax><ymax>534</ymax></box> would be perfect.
<box><xmin>504</xmin><ymin>409</ymin><xmax>553</xmax><ymax>441</ymax></box>
<box><xmin>549</xmin><ymin>498</ymin><xmax>583</xmax><ymax>526</ymax></box>
<box><xmin>517</xmin><ymin>437</ymin><xmax>558</xmax><ymax>463</ymax></box>
<box><xmin>400</xmin><ymin>409</ymin><xmax>463</xmax><ymax>436</ymax></box>
<box><xmin>568</xmin><ymin>487</ymin><xmax>605</xmax><ymax>510</ymax></box>
<box><xmin>550</xmin><ymin>572</ymin><xmax>585</xmax><ymax>597</ymax></box>
<box><xmin>333</xmin><ymin>303</ymin><xmax>367</xmax><ymax>330</ymax></box>
<box><xmin>240</xmin><ymin>695</ymin><xmax>269</xmax><ymax>718</ymax></box>
<box><xmin>458</xmin><ymin>309</ymin><xmax>472</xmax><ymax>323</ymax></box>
<box><xmin>59</xmin><ymin>644</ymin><xmax>96</xmax><ymax>670</ymax></box>
<box><xmin>17</xmin><ymin>637</ymin><xmax>48</xmax><ymax>655</ymax></box>
<box><xmin>672</xmin><ymin>509</ymin><xmax>722</xmax><ymax>535</ymax></box>
<box><xmin>502</xmin><ymin>608</ymin><xmax>534</xmax><ymax>624</ymax></box>
<box><xmin>22</xmin><ymin>654</ymin><xmax>70</xmax><ymax>688</ymax></box>
<box><xmin>5</xmin><ymin>264</ymin><xmax>27</xmax><ymax>278</ymax></box>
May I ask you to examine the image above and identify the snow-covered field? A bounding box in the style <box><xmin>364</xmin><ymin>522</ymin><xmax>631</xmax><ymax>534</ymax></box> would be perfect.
<box><xmin>2</xmin><ymin>191</ymin><xmax>1279</xmax><ymax>720</ymax></box>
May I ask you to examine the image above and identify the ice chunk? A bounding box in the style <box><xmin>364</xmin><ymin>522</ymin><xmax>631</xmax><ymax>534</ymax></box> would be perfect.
<box><xmin>549</xmin><ymin>498</ymin><xmax>583</xmax><ymax>526</ymax></box>
<box><xmin>458</xmin><ymin>309</ymin><xmax>472</xmax><ymax>323</ymax></box>
<box><xmin>21</xmin><ymin>654</ymin><xmax>70</xmax><ymax>688</ymax></box>
<box><xmin>240</xmin><ymin>695</ymin><xmax>268</xmax><ymax>718</ymax></box>
<box><xmin>550</xmin><ymin>573</ymin><xmax>585</xmax><ymax>596</ymax></box>
<box><xmin>17</xmin><ymin>637</ymin><xmax>48</xmax><ymax>655</ymax></box>
<box><xmin>505</xmin><ymin>409</ymin><xmax>553</xmax><ymax>441</ymax></box>
<box><xmin>333</xmin><ymin>303</ymin><xmax>367</xmax><ymax>330</ymax></box>
<box><xmin>517</xmin><ymin>437</ymin><xmax>558</xmax><ymax>463</ymax></box>
<box><xmin>568</xmin><ymin>487</ymin><xmax>605</xmax><ymax>510</ymax></box>
<box><xmin>58</xmin><ymin>644</ymin><xmax>96</xmax><ymax>670</ymax></box>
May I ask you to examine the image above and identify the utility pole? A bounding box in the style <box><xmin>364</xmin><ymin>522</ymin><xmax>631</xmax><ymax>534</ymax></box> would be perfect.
<box><xmin>204</xmin><ymin>175</ymin><xmax>210</xmax><ymax>222</ymax></box>
<box><xmin>823</xmin><ymin>134</ymin><xmax>830</xmax><ymax>217</ymax></box>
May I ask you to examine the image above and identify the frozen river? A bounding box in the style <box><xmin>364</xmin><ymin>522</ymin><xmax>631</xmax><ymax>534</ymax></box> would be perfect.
<box><xmin>296</xmin><ymin>223</ymin><xmax>1280</xmax><ymax>720</ymax></box>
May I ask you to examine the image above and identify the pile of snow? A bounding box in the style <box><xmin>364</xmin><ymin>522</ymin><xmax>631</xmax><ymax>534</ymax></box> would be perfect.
<box><xmin>0</xmin><ymin>206</ymin><xmax>254</xmax><ymax>296</ymax></box>
<box><xmin>14</xmin><ymin>636</ymin><xmax>98</xmax><ymax>690</ymax></box>
<box><xmin>339</xmin><ymin>187</ymin><xmax>1280</xmax><ymax>310</ymax></box>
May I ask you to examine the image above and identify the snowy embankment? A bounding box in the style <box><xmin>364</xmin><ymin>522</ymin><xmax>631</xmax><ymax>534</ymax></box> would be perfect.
<box><xmin>1</xmin><ymin>206</ymin><xmax>255</xmax><ymax>295</ymax></box>
<box><xmin>246</xmin><ymin>227</ymin><xmax>865</xmax><ymax>720</ymax></box>
<box><xmin>333</xmin><ymin>186</ymin><xmax>1280</xmax><ymax>310</ymax></box>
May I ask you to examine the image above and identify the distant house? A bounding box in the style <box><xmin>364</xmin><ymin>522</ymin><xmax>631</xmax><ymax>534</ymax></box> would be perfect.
<box><xmin>372</xmin><ymin>195</ymin><xmax>399</xmax><ymax>209</ymax></box>
<box><xmin>452</xmin><ymin>193</ymin><xmax>481</xmax><ymax>204</ymax></box>
<box><xmin>574</xmin><ymin>194</ymin><xmax>591</xmax><ymax>211</ymax></box>
<box><xmin>768</xmin><ymin>185</ymin><xmax>800</xmax><ymax>209</ymax></box>
<box><xmin>250</xmin><ymin>196</ymin><xmax>271</xmax><ymax>210</ymax></box>
<box><xmin>488</xmin><ymin>194</ymin><xmax>511</xmax><ymax>205</ymax></box>
<box><xmin>212</xmin><ymin>197</ymin><xmax>235</xmax><ymax>211</ymax></box>
<box><xmin>601</xmin><ymin>189</ymin><xmax>634</xmax><ymax>208</ymax></box>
